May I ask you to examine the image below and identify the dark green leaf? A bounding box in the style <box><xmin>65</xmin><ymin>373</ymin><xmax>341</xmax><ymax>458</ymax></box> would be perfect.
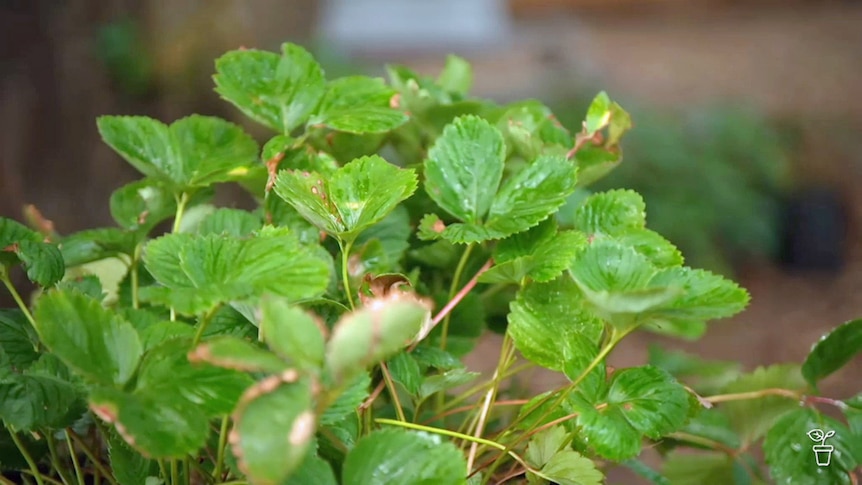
<box><xmin>232</xmin><ymin>376</ymin><xmax>316</xmax><ymax>485</ymax></box>
<box><xmin>0</xmin><ymin>354</ymin><xmax>86</xmax><ymax>431</ymax></box>
<box><xmin>387</xmin><ymin>351</ymin><xmax>422</xmax><ymax>396</ymax></box>
<box><xmin>59</xmin><ymin>228</ymin><xmax>139</xmax><ymax>267</ymax></box>
<box><xmin>57</xmin><ymin>274</ymin><xmax>105</xmax><ymax>301</ymax></box>
<box><xmin>141</xmin><ymin>230</ymin><xmax>329</xmax><ymax>315</ymax></box>
<box><xmin>1</xmin><ymin>218</ymin><xmax>65</xmax><ymax>286</ymax></box>
<box><xmin>33</xmin><ymin>289</ymin><xmax>141</xmax><ymax>386</ymax></box>
<box><xmin>97</xmin><ymin>115</ymin><xmax>259</xmax><ymax>189</ymax></box>
<box><xmin>0</xmin><ymin>309</ymin><xmax>38</xmax><ymax>370</ymax></box>
<box><xmin>109</xmin><ymin>178</ymin><xmax>176</xmax><ymax>231</ymax></box>
<box><xmin>108</xmin><ymin>430</ymin><xmax>159</xmax><ymax>485</ymax></box>
<box><xmin>764</xmin><ymin>408</ymin><xmax>858</xmax><ymax>485</ymax></box>
<box><xmin>424</xmin><ymin>115</ymin><xmax>505</xmax><ymax>224</ymax></box>
<box><xmin>802</xmin><ymin>319</ymin><xmax>862</xmax><ymax>387</ymax></box>
<box><xmin>275</xmin><ymin>155</ymin><xmax>417</xmax><ymax>241</ymax></box>
<box><xmin>343</xmin><ymin>428</ymin><xmax>467</xmax><ymax>485</ymax></box>
<box><xmin>321</xmin><ymin>371</ymin><xmax>371</xmax><ymax>427</ymax></box>
<box><xmin>287</xmin><ymin>449</ymin><xmax>338</xmax><ymax>485</ymax></box>
<box><xmin>214</xmin><ymin>43</ymin><xmax>325</xmax><ymax>133</ymax></box>
<box><xmin>137</xmin><ymin>321</ymin><xmax>194</xmax><ymax>351</ymax></box>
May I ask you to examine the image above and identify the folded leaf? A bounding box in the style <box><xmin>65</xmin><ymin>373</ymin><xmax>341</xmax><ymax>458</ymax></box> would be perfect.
<box><xmin>801</xmin><ymin>318</ymin><xmax>862</xmax><ymax>388</ymax></box>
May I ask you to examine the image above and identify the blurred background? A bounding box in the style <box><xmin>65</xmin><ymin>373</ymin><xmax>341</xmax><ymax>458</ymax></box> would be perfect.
<box><xmin>1</xmin><ymin>0</ymin><xmax>860</xmax><ymax>470</ymax></box>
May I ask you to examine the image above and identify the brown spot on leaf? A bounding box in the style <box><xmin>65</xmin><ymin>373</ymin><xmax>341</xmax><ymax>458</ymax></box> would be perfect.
<box><xmin>280</xmin><ymin>369</ymin><xmax>300</xmax><ymax>383</ymax></box>
<box><xmin>90</xmin><ymin>403</ymin><xmax>117</xmax><ymax>423</ymax></box>
<box><xmin>2</xmin><ymin>243</ymin><xmax>19</xmax><ymax>253</ymax></box>
<box><xmin>137</xmin><ymin>210</ymin><xmax>149</xmax><ymax>225</ymax></box>
<box><xmin>187</xmin><ymin>344</ymin><xmax>211</xmax><ymax>364</ymax></box>
<box><xmin>265</xmin><ymin>152</ymin><xmax>286</xmax><ymax>193</ymax></box>
<box><xmin>389</xmin><ymin>93</ymin><xmax>401</xmax><ymax>109</ymax></box>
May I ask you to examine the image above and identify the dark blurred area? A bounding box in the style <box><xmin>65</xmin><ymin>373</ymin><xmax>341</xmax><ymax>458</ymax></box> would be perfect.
<box><xmin>2</xmin><ymin>0</ymin><xmax>860</xmax><ymax>467</ymax></box>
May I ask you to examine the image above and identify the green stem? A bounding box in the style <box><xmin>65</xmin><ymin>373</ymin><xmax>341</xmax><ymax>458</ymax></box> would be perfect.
<box><xmin>157</xmin><ymin>460</ymin><xmax>168</xmax><ymax>482</ymax></box>
<box><xmin>130</xmin><ymin>243</ymin><xmax>142</xmax><ymax>309</ymax></box>
<box><xmin>213</xmin><ymin>416</ymin><xmax>230</xmax><ymax>480</ymax></box>
<box><xmin>64</xmin><ymin>431</ymin><xmax>84</xmax><ymax>485</ymax></box>
<box><xmin>45</xmin><ymin>435</ymin><xmax>71</xmax><ymax>485</ymax></box>
<box><xmin>440</xmin><ymin>244</ymin><xmax>474</xmax><ymax>352</ymax></box>
<box><xmin>171</xmin><ymin>459</ymin><xmax>180</xmax><ymax>485</ymax></box>
<box><xmin>1</xmin><ymin>273</ymin><xmax>37</xmax><ymax>329</ymax></box>
<box><xmin>192</xmin><ymin>306</ymin><xmax>221</xmax><ymax>347</ymax></box>
<box><xmin>183</xmin><ymin>457</ymin><xmax>191</xmax><ymax>485</ymax></box>
<box><xmin>18</xmin><ymin>472</ymin><xmax>63</xmax><ymax>485</ymax></box>
<box><xmin>172</xmin><ymin>192</ymin><xmax>190</xmax><ymax>234</ymax></box>
<box><xmin>466</xmin><ymin>334</ymin><xmax>515</xmax><ymax>470</ymax></box>
<box><xmin>68</xmin><ymin>429</ymin><xmax>118</xmax><ymax>485</ymax></box>
<box><xmin>9</xmin><ymin>429</ymin><xmax>45</xmax><ymax>485</ymax></box>
<box><xmin>339</xmin><ymin>239</ymin><xmax>356</xmax><ymax>310</ymax></box>
<box><xmin>380</xmin><ymin>363</ymin><xmax>407</xmax><ymax>422</ymax></box>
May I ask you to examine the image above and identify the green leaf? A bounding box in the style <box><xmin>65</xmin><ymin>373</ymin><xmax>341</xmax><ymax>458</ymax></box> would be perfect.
<box><xmin>571</xmin><ymin>365</ymin><xmax>689</xmax><ymax>460</ymax></box>
<box><xmin>424</xmin><ymin>115</ymin><xmax>506</xmax><ymax>224</ymax></box>
<box><xmin>91</xmin><ymin>338</ymin><xmax>252</xmax><ymax>458</ymax></box>
<box><xmin>845</xmin><ymin>394</ymin><xmax>862</xmax><ymax>436</ymax></box>
<box><xmin>721</xmin><ymin>364</ymin><xmax>808</xmax><ymax>445</ymax></box>
<box><xmin>584</xmin><ymin>92</ymin><xmax>612</xmax><ymax>136</ymax></box>
<box><xmin>232</xmin><ymin>376</ymin><xmax>316</xmax><ymax>485</ymax></box>
<box><xmin>802</xmin><ymin>319</ymin><xmax>862</xmax><ymax>387</ymax></box>
<box><xmin>287</xmin><ymin>449</ymin><xmax>338</xmax><ymax>485</ymax></box>
<box><xmin>0</xmin><ymin>354</ymin><xmax>86</xmax><ymax>431</ymax></box>
<box><xmin>662</xmin><ymin>451</ymin><xmax>736</xmax><ymax>485</ymax></box>
<box><xmin>617</xmin><ymin>229</ymin><xmax>684</xmax><ymax>268</ymax></box>
<box><xmin>646</xmin><ymin>267</ymin><xmax>750</xmax><ymax>323</ymax></box>
<box><xmin>481</xmin><ymin>228</ymin><xmax>587</xmax><ymax>284</ymax></box>
<box><xmin>623</xmin><ymin>459</ymin><xmax>670</xmax><ymax>485</ymax></box>
<box><xmin>214</xmin><ymin>43</ymin><xmax>325</xmax><ymax>133</ymax></box>
<box><xmin>33</xmin><ymin>289</ymin><xmax>141</xmax><ymax>386</ymax></box>
<box><xmin>141</xmin><ymin>230</ymin><xmax>329</xmax><ymax>315</ymax></box>
<box><xmin>58</xmin><ymin>274</ymin><xmax>105</xmax><ymax>301</ymax></box>
<box><xmin>574</xmin><ymin>189</ymin><xmax>646</xmax><ymax>236</ymax></box>
<box><xmin>387</xmin><ymin>351</ymin><xmax>422</xmax><ymax>396</ymax></box>
<box><xmin>419</xmin><ymin>368</ymin><xmax>480</xmax><ymax>401</ymax></box>
<box><xmin>343</xmin><ymin>428</ymin><xmax>467</xmax><ymax>485</ymax></box>
<box><xmin>59</xmin><ymin>228</ymin><xmax>139</xmax><ymax>267</ymax></box>
<box><xmin>483</xmin><ymin>154</ymin><xmax>578</xmax><ymax>236</ymax></box>
<box><xmin>525</xmin><ymin>425</ymin><xmax>568</xmax><ymax>469</ymax></box>
<box><xmin>310</xmin><ymin>76</ymin><xmax>407</xmax><ymax>134</ymax></box>
<box><xmin>507</xmin><ymin>278</ymin><xmax>602</xmax><ymax>375</ymax></box>
<box><xmin>325</xmin><ymin>295</ymin><xmax>431</xmax><ymax>382</ymax></box>
<box><xmin>108</xmin><ymin>430</ymin><xmax>159</xmax><ymax>485</ymax></box>
<box><xmin>573</xmin><ymin>146</ymin><xmax>620</xmax><ymax>188</ymax></box>
<box><xmin>275</xmin><ymin>155</ymin><xmax>417</xmax><ymax>241</ymax></box>
<box><xmin>0</xmin><ymin>309</ymin><xmax>38</xmax><ymax>370</ymax></box>
<box><xmin>260</xmin><ymin>297</ymin><xmax>326</xmax><ymax>370</ymax></box>
<box><xmin>109</xmin><ymin>178</ymin><xmax>176</xmax><ymax>231</ymax></box>
<box><xmin>764</xmin><ymin>408</ymin><xmax>859</xmax><ymax>485</ymax></box>
<box><xmin>648</xmin><ymin>345</ymin><xmax>742</xmax><ymax>395</ymax></box>
<box><xmin>97</xmin><ymin>115</ymin><xmax>259</xmax><ymax>189</ymax></box>
<box><xmin>188</xmin><ymin>336</ymin><xmax>287</xmax><ymax>373</ymax></box>
<box><xmin>533</xmin><ymin>450</ymin><xmax>604</xmax><ymax>485</ymax></box>
<box><xmin>355</xmin><ymin>205</ymin><xmax>412</xmax><ymax>271</ymax></box>
<box><xmin>437</xmin><ymin>55</ymin><xmax>472</xmax><ymax>95</ymax></box>
<box><xmin>321</xmin><ymin>371</ymin><xmax>371</xmax><ymax>426</ymax></box>
<box><xmin>137</xmin><ymin>321</ymin><xmax>194</xmax><ymax>351</ymax></box>
<box><xmin>197</xmin><ymin>208</ymin><xmax>262</xmax><ymax>237</ymax></box>
<box><xmin>1</xmin><ymin>217</ymin><xmax>65</xmax><ymax>286</ymax></box>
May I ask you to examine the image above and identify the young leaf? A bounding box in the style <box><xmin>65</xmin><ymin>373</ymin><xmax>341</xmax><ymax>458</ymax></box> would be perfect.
<box><xmin>1</xmin><ymin>217</ymin><xmax>64</xmax><ymax>287</ymax></box>
<box><xmin>525</xmin><ymin>425</ymin><xmax>568</xmax><ymax>469</ymax></box>
<box><xmin>97</xmin><ymin>115</ymin><xmax>259</xmax><ymax>190</ymax></box>
<box><xmin>260</xmin><ymin>297</ymin><xmax>326</xmax><ymax>370</ymax></box>
<box><xmin>309</xmin><ymin>76</ymin><xmax>408</xmax><ymax>134</ymax></box>
<box><xmin>342</xmin><ymin>428</ymin><xmax>468</xmax><ymax>485</ymax></box>
<box><xmin>584</xmin><ymin>92</ymin><xmax>612</xmax><ymax>136</ymax></box>
<box><xmin>424</xmin><ymin>115</ymin><xmax>506</xmax><ymax>224</ymax></box>
<box><xmin>437</xmin><ymin>55</ymin><xmax>473</xmax><ymax>95</ymax></box>
<box><xmin>188</xmin><ymin>336</ymin><xmax>287</xmax><ymax>373</ymax></box>
<box><xmin>571</xmin><ymin>365</ymin><xmax>690</xmax><ymax>460</ymax></box>
<box><xmin>214</xmin><ymin>43</ymin><xmax>325</xmax><ymax>133</ymax></box>
<box><xmin>33</xmin><ymin>289</ymin><xmax>141</xmax><ymax>386</ymax></box>
<box><xmin>232</xmin><ymin>375</ymin><xmax>316</xmax><ymax>485</ymax></box>
<box><xmin>274</xmin><ymin>155</ymin><xmax>417</xmax><ymax>241</ymax></box>
<box><xmin>646</xmin><ymin>267</ymin><xmax>750</xmax><ymax>323</ymax></box>
<box><xmin>109</xmin><ymin>178</ymin><xmax>176</xmax><ymax>231</ymax></box>
<box><xmin>720</xmin><ymin>364</ymin><xmax>807</xmax><ymax>445</ymax></box>
<box><xmin>507</xmin><ymin>278</ymin><xmax>603</xmax><ymax>374</ymax></box>
<box><xmin>801</xmin><ymin>318</ymin><xmax>862</xmax><ymax>388</ymax></box>
<box><xmin>325</xmin><ymin>294</ymin><xmax>431</xmax><ymax>382</ymax></box>
<box><xmin>764</xmin><ymin>408</ymin><xmax>859</xmax><ymax>485</ymax></box>
<box><xmin>141</xmin><ymin>230</ymin><xmax>329</xmax><ymax>315</ymax></box>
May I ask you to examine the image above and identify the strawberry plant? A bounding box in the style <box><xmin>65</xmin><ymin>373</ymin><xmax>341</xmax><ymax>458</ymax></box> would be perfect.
<box><xmin>1</xmin><ymin>43</ymin><xmax>860</xmax><ymax>485</ymax></box>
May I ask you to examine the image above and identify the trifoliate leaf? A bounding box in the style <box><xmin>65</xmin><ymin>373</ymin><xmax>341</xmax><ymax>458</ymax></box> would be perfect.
<box><xmin>526</xmin><ymin>425</ymin><xmax>568</xmax><ymax>469</ymax></box>
<box><xmin>1</xmin><ymin>217</ymin><xmax>64</xmax><ymax>287</ymax></box>
<box><xmin>33</xmin><ymin>289</ymin><xmax>141</xmax><ymax>386</ymax></box>
<box><xmin>342</xmin><ymin>428</ymin><xmax>467</xmax><ymax>485</ymax></box>
<box><xmin>571</xmin><ymin>365</ymin><xmax>689</xmax><ymax>460</ymax></box>
<box><xmin>721</xmin><ymin>364</ymin><xmax>807</xmax><ymax>445</ymax></box>
<box><xmin>764</xmin><ymin>408</ymin><xmax>859</xmax><ymax>485</ymax></box>
<box><xmin>232</xmin><ymin>375</ymin><xmax>316</xmax><ymax>485</ymax></box>
<box><xmin>97</xmin><ymin>115</ymin><xmax>259</xmax><ymax>190</ymax></box>
<box><xmin>425</xmin><ymin>115</ymin><xmax>506</xmax><ymax>224</ymax></box>
<box><xmin>214</xmin><ymin>43</ymin><xmax>325</xmax><ymax>133</ymax></box>
<box><xmin>507</xmin><ymin>278</ymin><xmax>603</xmax><ymax>376</ymax></box>
<box><xmin>533</xmin><ymin>450</ymin><xmax>604</xmax><ymax>485</ymax></box>
<box><xmin>141</xmin><ymin>230</ymin><xmax>329</xmax><ymax>315</ymax></box>
<box><xmin>497</xmin><ymin>100</ymin><xmax>572</xmax><ymax>161</ymax></box>
<box><xmin>574</xmin><ymin>189</ymin><xmax>646</xmax><ymax>236</ymax></box>
<box><xmin>801</xmin><ymin>318</ymin><xmax>862</xmax><ymax>388</ymax></box>
<box><xmin>275</xmin><ymin>155</ymin><xmax>417</xmax><ymax>242</ymax></box>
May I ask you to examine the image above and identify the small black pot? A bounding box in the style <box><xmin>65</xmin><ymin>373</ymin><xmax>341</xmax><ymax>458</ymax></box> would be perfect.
<box><xmin>779</xmin><ymin>188</ymin><xmax>848</xmax><ymax>271</ymax></box>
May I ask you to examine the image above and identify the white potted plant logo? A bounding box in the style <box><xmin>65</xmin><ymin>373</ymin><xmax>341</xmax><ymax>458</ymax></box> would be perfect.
<box><xmin>807</xmin><ymin>428</ymin><xmax>836</xmax><ymax>466</ymax></box>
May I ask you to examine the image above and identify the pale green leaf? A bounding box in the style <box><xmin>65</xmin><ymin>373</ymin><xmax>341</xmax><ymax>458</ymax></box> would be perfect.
<box><xmin>536</xmin><ymin>450</ymin><xmax>604</xmax><ymax>485</ymax></box>
<box><xmin>419</xmin><ymin>368</ymin><xmax>480</xmax><ymax>400</ymax></box>
<box><xmin>424</xmin><ymin>115</ymin><xmax>506</xmax><ymax>224</ymax></box>
<box><xmin>275</xmin><ymin>155</ymin><xmax>417</xmax><ymax>241</ymax></box>
<box><xmin>437</xmin><ymin>55</ymin><xmax>472</xmax><ymax>95</ymax></box>
<box><xmin>232</xmin><ymin>377</ymin><xmax>316</xmax><ymax>485</ymax></box>
<box><xmin>214</xmin><ymin>43</ymin><xmax>325</xmax><ymax>133</ymax></box>
<box><xmin>802</xmin><ymin>319</ymin><xmax>862</xmax><ymax>388</ymax></box>
<box><xmin>525</xmin><ymin>425</ymin><xmax>568</xmax><ymax>468</ymax></box>
<box><xmin>188</xmin><ymin>336</ymin><xmax>287</xmax><ymax>373</ymax></box>
<box><xmin>33</xmin><ymin>289</ymin><xmax>141</xmax><ymax>386</ymax></box>
<box><xmin>343</xmin><ymin>428</ymin><xmax>467</xmax><ymax>485</ymax></box>
<box><xmin>197</xmin><ymin>208</ymin><xmax>262</xmax><ymax>237</ymax></box>
<box><xmin>584</xmin><ymin>92</ymin><xmax>612</xmax><ymax>136</ymax></box>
